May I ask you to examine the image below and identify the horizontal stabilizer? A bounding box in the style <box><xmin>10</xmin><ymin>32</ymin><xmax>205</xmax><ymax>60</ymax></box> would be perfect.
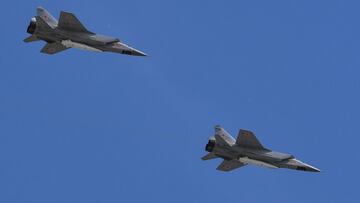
<box><xmin>41</xmin><ymin>42</ymin><xmax>70</xmax><ymax>55</ymax></box>
<box><xmin>201</xmin><ymin>153</ymin><xmax>218</xmax><ymax>160</ymax></box>
<box><xmin>23</xmin><ymin>35</ymin><xmax>39</xmax><ymax>43</ymax></box>
<box><xmin>58</xmin><ymin>11</ymin><xmax>92</xmax><ymax>33</ymax></box>
<box><xmin>217</xmin><ymin>160</ymin><xmax>247</xmax><ymax>172</ymax></box>
<box><xmin>236</xmin><ymin>129</ymin><xmax>265</xmax><ymax>149</ymax></box>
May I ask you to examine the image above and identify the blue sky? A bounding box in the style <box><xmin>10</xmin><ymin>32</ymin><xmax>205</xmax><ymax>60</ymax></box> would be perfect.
<box><xmin>1</xmin><ymin>0</ymin><xmax>359</xmax><ymax>202</ymax></box>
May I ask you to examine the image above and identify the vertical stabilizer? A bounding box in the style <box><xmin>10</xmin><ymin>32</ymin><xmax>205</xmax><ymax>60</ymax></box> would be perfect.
<box><xmin>214</xmin><ymin>125</ymin><xmax>236</xmax><ymax>147</ymax></box>
<box><xmin>37</xmin><ymin>7</ymin><xmax>58</xmax><ymax>28</ymax></box>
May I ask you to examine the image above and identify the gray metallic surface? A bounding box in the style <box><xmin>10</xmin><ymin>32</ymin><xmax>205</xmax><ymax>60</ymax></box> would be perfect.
<box><xmin>24</xmin><ymin>7</ymin><xmax>146</xmax><ymax>56</ymax></box>
<box><xmin>202</xmin><ymin>125</ymin><xmax>320</xmax><ymax>172</ymax></box>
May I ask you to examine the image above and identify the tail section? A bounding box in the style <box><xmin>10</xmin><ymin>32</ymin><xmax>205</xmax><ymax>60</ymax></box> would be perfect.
<box><xmin>24</xmin><ymin>8</ymin><xmax>55</xmax><ymax>43</ymax></box>
<box><xmin>34</xmin><ymin>16</ymin><xmax>53</xmax><ymax>32</ymax></box>
<box><xmin>58</xmin><ymin>11</ymin><xmax>92</xmax><ymax>33</ymax></box>
<box><xmin>37</xmin><ymin>7</ymin><xmax>58</xmax><ymax>28</ymax></box>
<box><xmin>214</xmin><ymin>125</ymin><xmax>235</xmax><ymax>147</ymax></box>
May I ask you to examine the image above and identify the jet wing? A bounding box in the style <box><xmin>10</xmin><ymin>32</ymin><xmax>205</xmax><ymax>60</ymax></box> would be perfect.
<box><xmin>216</xmin><ymin>160</ymin><xmax>247</xmax><ymax>172</ymax></box>
<box><xmin>236</xmin><ymin>129</ymin><xmax>265</xmax><ymax>149</ymax></box>
<box><xmin>90</xmin><ymin>34</ymin><xmax>120</xmax><ymax>45</ymax></box>
<box><xmin>41</xmin><ymin>42</ymin><xmax>70</xmax><ymax>55</ymax></box>
<box><xmin>58</xmin><ymin>11</ymin><xmax>92</xmax><ymax>33</ymax></box>
<box><xmin>260</xmin><ymin>151</ymin><xmax>294</xmax><ymax>162</ymax></box>
<box><xmin>201</xmin><ymin>153</ymin><xmax>218</xmax><ymax>160</ymax></box>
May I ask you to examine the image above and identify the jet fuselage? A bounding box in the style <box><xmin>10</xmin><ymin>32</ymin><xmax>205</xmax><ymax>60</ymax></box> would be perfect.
<box><xmin>25</xmin><ymin>8</ymin><xmax>146</xmax><ymax>56</ymax></box>
<box><xmin>202</xmin><ymin>126</ymin><xmax>320</xmax><ymax>172</ymax></box>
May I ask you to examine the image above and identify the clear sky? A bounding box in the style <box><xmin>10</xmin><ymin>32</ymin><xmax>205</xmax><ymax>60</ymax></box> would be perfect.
<box><xmin>0</xmin><ymin>0</ymin><xmax>359</xmax><ymax>202</ymax></box>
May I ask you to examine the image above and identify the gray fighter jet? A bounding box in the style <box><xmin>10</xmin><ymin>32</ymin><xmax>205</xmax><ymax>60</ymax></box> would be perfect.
<box><xmin>202</xmin><ymin>125</ymin><xmax>320</xmax><ymax>172</ymax></box>
<box><xmin>24</xmin><ymin>7</ymin><xmax>146</xmax><ymax>56</ymax></box>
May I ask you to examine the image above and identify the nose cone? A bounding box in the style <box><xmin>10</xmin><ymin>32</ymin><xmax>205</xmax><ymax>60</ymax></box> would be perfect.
<box><xmin>113</xmin><ymin>42</ymin><xmax>147</xmax><ymax>56</ymax></box>
<box><xmin>130</xmin><ymin>48</ymin><xmax>147</xmax><ymax>56</ymax></box>
<box><xmin>284</xmin><ymin>159</ymin><xmax>320</xmax><ymax>172</ymax></box>
<box><xmin>293</xmin><ymin>159</ymin><xmax>321</xmax><ymax>172</ymax></box>
<box><xmin>304</xmin><ymin>165</ymin><xmax>321</xmax><ymax>172</ymax></box>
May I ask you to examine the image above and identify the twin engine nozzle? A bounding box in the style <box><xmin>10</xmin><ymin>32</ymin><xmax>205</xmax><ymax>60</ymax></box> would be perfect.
<box><xmin>27</xmin><ymin>17</ymin><xmax>37</xmax><ymax>34</ymax></box>
<box><xmin>205</xmin><ymin>139</ymin><xmax>216</xmax><ymax>152</ymax></box>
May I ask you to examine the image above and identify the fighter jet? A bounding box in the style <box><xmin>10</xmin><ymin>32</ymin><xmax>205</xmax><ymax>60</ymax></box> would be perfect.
<box><xmin>202</xmin><ymin>125</ymin><xmax>320</xmax><ymax>172</ymax></box>
<box><xmin>24</xmin><ymin>7</ymin><xmax>146</xmax><ymax>56</ymax></box>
